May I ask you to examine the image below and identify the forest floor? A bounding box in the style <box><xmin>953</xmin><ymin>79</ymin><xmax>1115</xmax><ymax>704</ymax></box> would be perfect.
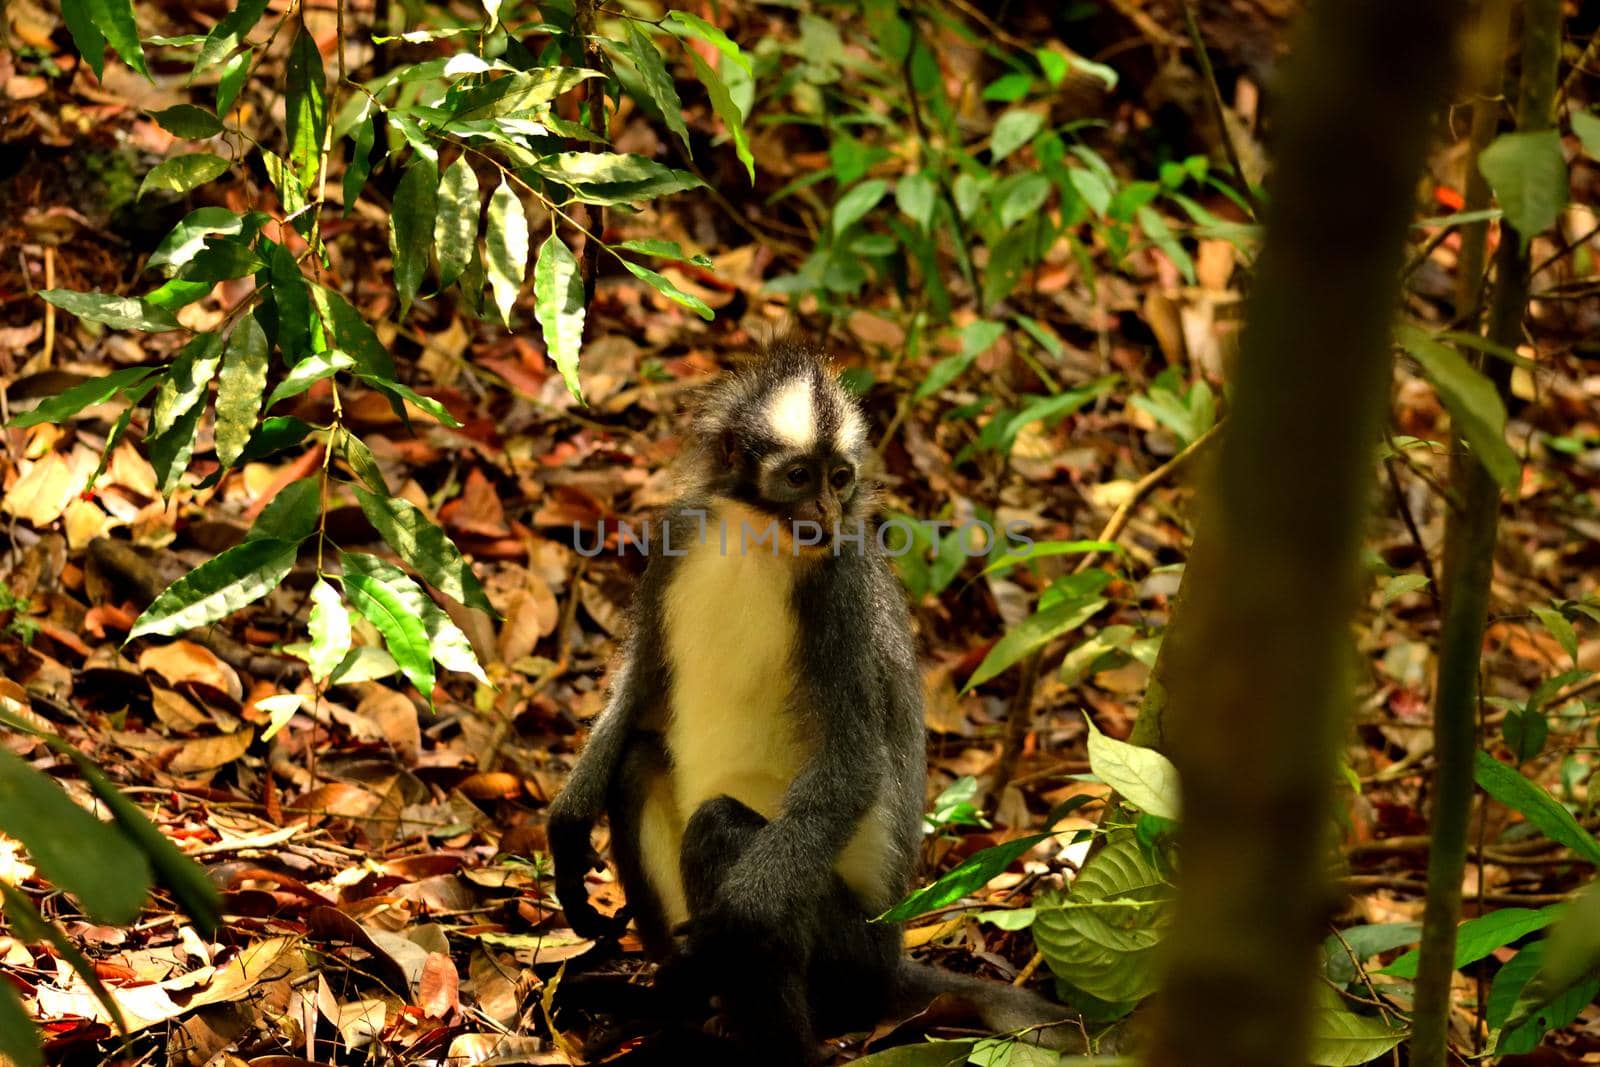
<box><xmin>2</xmin><ymin>0</ymin><xmax>1600</xmax><ymax>1064</ymax></box>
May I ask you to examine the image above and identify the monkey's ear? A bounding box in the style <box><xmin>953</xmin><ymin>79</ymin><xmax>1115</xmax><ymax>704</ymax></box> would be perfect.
<box><xmin>721</xmin><ymin>430</ymin><xmax>740</xmax><ymax>466</ymax></box>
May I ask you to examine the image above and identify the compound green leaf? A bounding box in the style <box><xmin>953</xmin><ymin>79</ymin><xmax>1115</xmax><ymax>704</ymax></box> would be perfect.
<box><xmin>285</xmin><ymin>27</ymin><xmax>328</xmax><ymax>190</ymax></box>
<box><xmin>128</xmin><ymin>537</ymin><xmax>300</xmax><ymax>639</ymax></box>
<box><xmin>309</xmin><ymin>285</ymin><xmax>395</xmax><ymax>379</ymax></box>
<box><xmin>620</xmin><ymin>260</ymin><xmax>712</xmax><ymax>322</ymax></box>
<box><xmin>624</xmin><ymin>23</ymin><xmax>690</xmax><ymax>153</ymax></box>
<box><xmin>683</xmin><ymin>49</ymin><xmax>753</xmax><ymax>182</ymax></box>
<box><xmin>342</xmin><ymin>552</ymin><xmax>487</xmax><ymax>685</ymax></box>
<box><xmin>353</xmin><ymin>486</ymin><xmax>493</xmax><ymax>615</ymax></box>
<box><xmin>151</xmin><ymin>332</ymin><xmax>223</xmax><ymax>438</ymax></box>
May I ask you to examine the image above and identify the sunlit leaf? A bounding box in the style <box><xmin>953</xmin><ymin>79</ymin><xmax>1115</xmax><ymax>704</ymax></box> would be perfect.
<box><xmin>151</xmin><ymin>332</ymin><xmax>223</xmax><ymax>437</ymax></box>
<box><xmin>306</xmin><ymin>579</ymin><xmax>352</xmax><ymax>684</ymax></box>
<box><xmin>683</xmin><ymin>49</ymin><xmax>753</xmax><ymax>182</ymax></box>
<box><xmin>1382</xmin><ymin>903</ymin><xmax>1563</xmax><ymax>978</ymax></box>
<box><xmin>991</xmin><ymin>110</ymin><xmax>1044</xmax><ymax>163</ymax></box>
<box><xmin>485</xmin><ymin>179</ymin><xmax>529</xmax><ymax>326</ymax></box>
<box><xmin>965</xmin><ymin>597</ymin><xmax>1107</xmax><ymax>691</ymax></box>
<box><xmin>879</xmin><ymin>833</ymin><xmax>1053</xmax><ymax>923</ymax></box>
<box><xmin>353</xmin><ymin>487</ymin><xmax>493</xmax><ymax>614</ymax></box>
<box><xmin>1397</xmin><ymin>326</ymin><xmax>1519</xmax><ymax>491</ymax></box>
<box><xmin>339</xmin><ymin>552</ymin><xmax>435</xmax><ymax>697</ymax></box>
<box><xmin>309</xmin><ymin>285</ymin><xmax>396</xmax><ymax>379</ymax></box>
<box><xmin>624</xmin><ymin>23</ymin><xmax>690</xmax><ymax>152</ymax></box>
<box><xmin>39</xmin><ymin>289</ymin><xmax>180</xmax><ymax>332</ymax></box>
<box><xmin>342</xmin><ymin>552</ymin><xmax>487</xmax><ymax>685</ymax></box>
<box><xmin>217</xmin><ymin>48</ymin><xmax>251</xmax><ymax>115</ymax></box>
<box><xmin>6</xmin><ymin>366</ymin><xmax>158</xmax><ymax>428</ymax></box>
<box><xmin>391</xmin><ymin>157</ymin><xmax>439</xmax><ymax>314</ymax></box>
<box><xmin>1084</xmin><ymin>715</ymin><xmax>1181</xmax><ymax>820</ymax></box>
<box><xmin>435</xmin><ymin>156</ymin><xmax>481</xmax><ymax>287</ymax></box>
<box><xmin>664</xmin><ymin>11</ymin><xmax>751</xmax><ymax>75</ymax></box>
<box><xmin>128</xmin><ymin>537</ymin><xmax>300</xmax><ymax>639</ymax></box>
<box><xmin>620</xmin><ymin>260</ymin><xmax>712</xmax><ymax>321</ymax></box>
<box><xmin>448</xmin><ymin>68</ymin><xmax>601</xmax><ymax>122</ymax></box>
<box><xmin>84</xmin><ymin>0</ymin><xmax>147</xmax><ymax>76</ymax></box>
<box><xmin>150</xmin><ymin>104</ymin><xmax>222</xmax><ymax>139</ymax></box>
<box><xmin>245</xmin><ymin>478</ymin><xmax>321</xmax><ymax>543</ymax></box>
<box><xmin>266</xmin><ymin>349</ymin><xmax>354</xmax><ymax>409</ymax></box>
<box><xmin>59</xmin><ymin>0</ymin><xmax>107</xmax><ymax>79</ymax></box>
<box><xmin>1474</xmin><ymin>752</ymin><xmax>1600</xmax><ymax>864</ymax></box>
<box><xmin>194</xmin><ymin>0</ymin><xmax>268</xmax><ymax>71</ymax></box>
<box><xmin>214</xmin><ymin>312</ymin><xmax>269</xmax><ymax>467</ymax></box>
<box><xmin>285</xmin><ymin>27</ymin><xmax>328</xmax><ymax>190</ymax></box>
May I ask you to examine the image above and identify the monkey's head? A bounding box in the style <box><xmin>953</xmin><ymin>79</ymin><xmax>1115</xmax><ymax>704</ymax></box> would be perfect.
<box><xmin>689</xmin><ymin>340</ymin><xmax>874</xmax><ymax>538</ymax></box>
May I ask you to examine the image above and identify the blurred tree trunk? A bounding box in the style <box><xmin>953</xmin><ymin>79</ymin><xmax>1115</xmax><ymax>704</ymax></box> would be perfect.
<box><xmin>1409</xmin><ymin>1</ymin><xmax>1561</xmax><ymax>1063</ymax></box>
<box><xmin>1140</xmin><ymin>2</ymin><xmax>1464</xmax><ymax>1066</ymax></box>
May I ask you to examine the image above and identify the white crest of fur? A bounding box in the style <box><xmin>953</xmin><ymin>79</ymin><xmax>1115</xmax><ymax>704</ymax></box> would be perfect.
<box><xmin>836</xmin><ymin>402</ymin><xmax>867</xmax><ymax>454</ymax></box>
<box><xmin>765</xmin><ymin>376</ymin><xmax>817</xmax><ymax>449</ymax></box>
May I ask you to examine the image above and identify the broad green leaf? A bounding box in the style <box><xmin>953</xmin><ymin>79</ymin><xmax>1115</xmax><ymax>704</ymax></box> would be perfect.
<box><xmin>1397</xmin><ymin>326</ymin><xmax>1519</xmax><ymax>491</ymax></box>
<box><xmin>485</xmin><ymin>179</ymin><xmax>529</xmax><ymax>326</ymax></box>
<box><xmin>833</xmin><ymin>179</ymin><xmax>887</xmax><ymax>236</ymax></box>
<box><xmin>285</xmin><ymin>27</ymin><xmax>328</xmax><ymax>190</ymax></box>
<box><xmin>1380</xmin><ymin>573</ymin><xmax>1430</xmax><ymax>605</ymax></box>
<box><xmin>1058</xmin><ymin>626</ymin><xmax>1137</xmax><ymax>687</ymax></box>
<box><xmin>339</xmin><ymin>429</ymin><xmax>389</xmax><ymax>494</ymax></box>
<box><xmin>1530</xmin><ymin>883</ymin><xmax>1600</xmax><ymax>1010</ymax></box>
<box><xmin>683</xmin><ymin>50</ymin><xmax>753</xmax><ymax>182</ymax></box>
<box><xmin>995</xmin><ymin>173</ymin><xmax>1052</xmax><ymax>231</ymax></box>
<box><xmin>1573</xmin><ymin>110</ymin><xmax>1600</xmax><ymax>160</ymax></box>
<box><xmin>85</xmin><ymin>0</ymin><xmax>147</xmax><ymax>76</ymax></box>
<box><xmin>6</xmin><ymin>365</ymin><xmax>157</xmax><ymax>428</ymax></box>
<box><xmin>216</xmin><ymin>48</ymin><xmax>251</xmax><ymax>115</ymax></box>
<box><xmin>245</xmin><ymin>476</ymin><xmax>320</xmax><ymax>543</ymax></box>
<box><xmin>309</xmin><ymin>286</ymin><xmax>395</xmax><ymax>378</ymax></box>
<box><xmin>215</xmin><ymin>312</ymin><xmax>269</xmax><ymax>467</ymax></box>
<box><xmin>1475</xmin><ymin>750</ymin><xmax>1600</xmax><ymax>864</ymax></box>
<box><xmin>1382</xmin><ymin>903</ymin><xmax>1563</xmax><ymax>978</ymax></box>
<box><xmin>147</xmin><ymin>403</ymin><xmax>201</xmax><ymax>496</ymax></box>
<box><xmin>1478</xmin><ymin>129</ymin><xmax>1568</xmax><ymax>238</ymax></box>
<box><xmin>39</xmin><ymin>289</ymin><xmax>179</xmax><ymax>332</ymax></box>
<box><xmin>147</xmin><ymin>207</ymin><xmax>248</xmax><ymax>272</ymax></box>
<box><xmin>613</xmin><ymin>239</ymin><xmax>712</xmax><ymax>267</ymax></box>
<box><xmin>128</xmin><ymin>537</ymin><xmax>300</xmax><ymax>639</ymax></box>
<box><xmin>63</xmin><ymin>749</ymin><xmax>221</xmax><ymax>931</ymax></box>
<box><xmin>625</xmin><ymin>23</ymin><xmax>690</xmax><ymax>152</ymax></box>
<box><xmin>391</xmin><ymin>157</ymin><xmax>439</xmax><ymax>315</ymax></box>
<box><xmin>1034</xmin><ymin>833</ymin><xmax>1171</xmax><ymax>1004</ymax></box>
<box><xmin>879</xmin><ymin>833</ymin><xmax>1053</xmax><ymax>923</ymax></box>
<box><xmin>138</xmin><ymin>152</ymin><xmax>230</xmax><ymax>199</ymax></box>
<box><xmin>359</xmin><ymin>376</ymin><xmax>462</xmax><ymax>427</ymax></box>
<box><xmin>530</xmin><ymin>152</ymin><xmax>703</xmax><ymax>197</ymax></box>
<box><xmin>150</xmin><ymin>104</ymin><xmax>222</xmax><ymax>139</ymax></box>
<box><xmin>435</xmin><ymin>156</ymin><xmax>480</xmax><ymax>287</ymax></box>
<box><xmin>194</xmin><ymin>0</ymin><xmax>268</xmax><ymax>71</ymax></box>
<box><xmin>1531</xmin><ymin>605</ymin><xmax>1578</xmax><ymax>666</ymax></box>
<box><xmin>353</xmin><ymin>487</ymin><xmax>493</xmax><ymax>614</ymax></box>
<box><xmin>896</xmin><ymin>172</ymin><xmax>936</xmax><ymax>230</ymax></box>
<box><xmin>991</xmin><ymin>110</ymin><xmax>1044</xmax><ymax>163</ymax></box>
<box><xmin>144</xmin><ymin>277</ymin><xmax>213</xmax><ymax>311</ymax></box>
<box><xmin>266</xmin><ymin>349</ymin><xmax>354</xmax><ymax>409</ymax></box>
<box><xmin>0</xmin><ymin>978</ymin><xmax>41</xmax><ymax>1067</ymax></box>
<box><xmin>664</xmin><ymin>11</ymin><xmax>751</xmax><ymax>75</ymax></box>
<box><xmin>237</xmin><ymin>415</ymin><xmax>316</xmax><ymax>463</ymax></box>
<box><xmin>533</xmin><ymin>233</ymin><xmax>586</xmax><ymax>399</ymax></box>
<box><xmin>1501</xmin><ymin>707</ymin><xmax>1548</xmax><ymax>762</ymax></box>
<box><xmin>0</xmin><ymin>747</ymin><xmax>151</xmax><ymax>923</ymax></box>
<box><xmin>972</xmin><ymin>908</ymin><xmax>1037</xmax><ymax>931</ymax></box>
<box><xmin>306</xmin><ymin>579</ymin><xmax>352</xmax><ymax>684</ymax></box>
<box><xmin>266</xmin><ymin>241</ymin><xmax>313</xmax><ymax>361</ymax></box>
<box><xmin>620</xmin><ymin>259</ymin><xmax>712</xmax><ymax>322</ymax></box>
<box><xmin>966</xmin><ymin>597</ymin><xmax>1107</xmax><ymax>691</ymax></box>
<box><xmin>342</xmin><ymin>552</ymin><xmax>487</xmax><ymax>685</ymax></box>
<box><xmin>175</xmin><ymin>236</ymin><xmax>264</xmax><ymax>283</ymax></box>
<box><xmin>1489</xmin><ymin>939</ymin><xmax>1546</xmax><ymax>1031</ymax></box>
<box><xmin>328</xmin><ymin>645</ymin><xmax>400</xmax><ymax>685</ymax></box>
<box><xmin>339</xmin><ymin>553</ymin><xmax>435</xmax><ymax>697</ymax></box>
<box><xmin>1306</xmin><ymin>999</ymin><xmax>1406</xmax><ymax>1067</ymax></box>
<box><xmin>342</xmin><ymin>106</ymin><xmax>377</xmax><ymax>214</ymax></box>
<box><xmin>1084</xmin><ymin>715</ymin><xmax>1181</xmax><ymax>820</ymax></box>
<box><xmin>262</xmin><ymin>149</ymin><xmax>309</xmax><ymax>228</ymax></box>
<box><xmin>149</xmin><ymin>332</ymin><xmax>221</xmax><ymax>438</ymax></box>
<box><xmin>1321</xmin><ymin>922</ymin><xmax>1421</xmax><ymax>985</ymax></box>
<box><xmin>448</xmin><ymin>68</ymin><xmax>601</xmax><ymax>121</ymax></box>
<box><xmin>60</xmin><ymin>0</ymin><xmax>107</xmax><ymax>79</ymax></box>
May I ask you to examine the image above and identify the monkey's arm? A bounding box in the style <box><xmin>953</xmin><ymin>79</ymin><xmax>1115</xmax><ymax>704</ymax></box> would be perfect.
<box><xmin>547</xmin><ymin>653</ymin><xmax>643</xmax><ymax>937</ymax></box>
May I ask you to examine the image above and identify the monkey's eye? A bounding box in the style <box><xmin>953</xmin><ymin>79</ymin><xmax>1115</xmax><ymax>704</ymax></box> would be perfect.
<box><xmin>830</xmin><ymin>467</ymin><xmax>854</xmax><ymax>491</ymax></box>
<box><xmin>785</xmin><ymin>465</ymin><xmax>811</xmax><ymax>488</ymax></box>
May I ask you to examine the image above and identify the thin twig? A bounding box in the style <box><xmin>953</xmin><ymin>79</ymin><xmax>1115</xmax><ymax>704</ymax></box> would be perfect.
<box><xmin>1182</xmin><ymin>3</ymin><xmax>1258</xmax><ymax>215</ymax></box>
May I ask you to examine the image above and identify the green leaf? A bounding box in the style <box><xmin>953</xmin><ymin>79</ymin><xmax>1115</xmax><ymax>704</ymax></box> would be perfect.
<box><xmin>1501</xmin><ymin>707</ymin><xmax>1548</xmax><ymax>763</ymax></box>
<box><xmin>215</xmin><ymin>312</ymin><xmax>269</xmax><ymax>467</ymax></box>
<box><xmin>151</xmin><ymin>332</ymin><xmax>223</xmax><ymax>437</ymax></box>
<box><xmin>896</xmin><ymin>172</ymin><xmax>936</xmax><ymax>230</ymax></box>
<box><xmin>6</xmin><ymin>365</ymin><xmax>158</xmax><ymax>428</ymax></box>
<box><xmin>60</xmin><ymin>0</ymin><xmax>107</xmax><ymax>80</ymax></box>
<box><xmin>0</xmin><ymin>977</ymin><xmax>42</xmax><ymax>1067</ymax></box>
<box><xmin>85</xmin><ymin>0</ymin><xmax>148</xmax><ymax>77</ymax></box>
<box><xmin>342</xmin><ymin>106</ymin><xmax>377</xmax><ymax>214</ymax></box>
<box><xmin>1084</xmin><ymin>715</ymin><xmax>1181</xmax><ymax>820</ymax></box>
<box><xmin>145</xmin><ymin>277</ymin><xmax>213</xmax><ymax>311</ymax></box>
<box><xmin>434</xmin><ymin>156</ymin><xmax>481</xmax><ymax>288</ymax></box>
<box><xmin>1488</xmin><ymin>939</ymin><xmax>1546</xmax><ymax>1030</ymax></box>
<box><xmin>39</xmin><ymin>289</ymin><xmax>180</xmax><ymax>332</ymax></box>
<box><xmin>352</xmin><ymin>487</ymin><xmax>493</xmax><ymax>615</ymax></box>
<box><xmin>306</xmin><ymin>579</ymin><xmax>351</xmax><ymax>684</ymax></box>
<box><xmin>683</xmin><ymin>49</ymin><xmax>754</xmax><ymax>182</ymax></box>
<box><xmin>391</xmin><ymin>157</ymin><xmax>439</xmax><ymax>315</ymax></box>
<box><xmin>266</xmin><ymin>240</ymin><xmax>313</xmax><ymax>362</ymax></box>
<box><xmin>664</xmin><ymin>11</ymin><xmax>751</xmax><ymax>75</ymax></box>
<box><xmin>339</xmin><ymin>553</ymin><xmax>435</xmax><ymax>697</ymax></box>
<box><xmin>359</xmin><ymin>377</ymin><xmax>462</xmax><ymax>428</ymax></box>
<box><xmin>216</xmin><ymin>48</ymin><xmax>251</xmax><ymax>115</ymax></box>
<box><xmin>147</xmin><ymin>207</ymin><xmax>249</xmax><ymax>272</ymax></box>
<box><xmin>1306</xmin><ymin>1000</ymin><xmax>1406</xmax><ymax>1067</ymax></box>
<box><xmin>194</xmin><ymin>0</ymin><xmax>268</xmax><ymax>71</ymax></box>
<box><xmin>0</xmin><ymin>747</ymin><xmax>151</xmax><ymax>924</ymax></box>
<box><xmin>839</xmin><ymin>1041</ymin><xmax>978</xmax><ymax>1067</ymax></box>
<box><xmin>309</xmin><ymin>286</ymin><xmax>395</xmax><ymax>379</ymax></box>
<box><xmin>485</xmin><ymin>179</ymin><xmax>529</xmax><ymax>326</ymax></box>
<box><xmin>1572</xmin><ymin>110</ymin><xmax>1600</xmax><ymax>160</ymax></box>
<box><xmin>266</xmin><ymin>349</ymin><xmax>354</xmax><ymax>409</ymax></box>
<box><xmin>63</xmin><ymin>749</ymin><xmax>221</xmax><ymax>931</ymax></box>
<box><xmin>128</xmin><ymin>537</ymin><xmax>300</xmax><ymax>639</ymax></box>
<box><xmin>245</xmin><ymin>476</ymin><xmax>320</xmax><ymax>543</ymax></box>
<box><xmin>614</xmin><ymin>239</ymin><xmax>712</xmax><ymax>267</ymax></box>
<box><xmin>1380</xmin><ymin>573</ymin><xmax>1430</xmax><ymax>605</ymax></box>
<box><xmin>175</xmin><ymin>236</ymin><xmax>264</xmax><ymax>283</ymax></box>
<box><xmin>285</xmin><ymin>27</ymin><xmax>328</xmax><ymax>191</ymax></box>
<box><xmin>238</xmin><ymin>415</ymin><xmax>315</xmax><ymax>463</ymax></box>
<box><xmin>982</xmin><ymin>540</ymin><xmax>1122</xmax><ymax>577</ymax></box>
<box><xmin>995</xmin><ymin>173</ymin><xmax>1052</xmax><ymax>231</ymax></box>
<box><xmin>1136</xmin><ymin>205</ymin><xmax>1196</xmax><ymax>285</ymax></box>
<box><xmin>342</xmin><ymin>552</ymin><xmax>487</xmax><ymax>685</ymax></box>
<box><xmin>966</xmin><ymin>597</ymin><xmax>1107</xmax><ymax>691</ymax></box>
<box><xmin>1034</xmin><ymin>833</ymin><xmax>1171</xmax><ymax>1004</ymax></box>
<box><xmin>991</xmin><ymin>110</ymin><xmax>1044</xmax><ymax>163</ymax></box>
<box><xmin>1531</xmin><ymin>605</ymin><xmax>1578</xmax><ymax>666</ymax></box>
<box><xmin>1475</xmin><ymin>751</ymin><xmax>1600</xmax><ymax>864</ymax></box>
<box><xmin>1397</xmin><ymin>325</ymin><xmax>1520</xmax><ymax>491</ymax></box>
<box><xmin>1382</xmin><ymin>903</ymin><xmax>1563</xmax><ymax>978</ymax></box>
<box><xmin>878</xmin><ymin>833</ymin><xmax>1053</xmax><ymax>923</ymax></box>
<box><xmin>150</xmin><ymin>104</ymin><xmax>223</xmax><ymax>139</ymax></box>
<box><xmin>624</xmin><ymin>23</ymin><xmax>690</xmax><ymax>153</ymax></box>
<box><xmin>339</xmin><ymin>429</ymin><xmax>389</xmax><ymax>494</ymax></box>
<box><xmin>328</xmin><ymin>645</ymin><xmax>399</xmax><ymax>685</ymax></box>
<box><xmin>1478</xmin><ymin>129</ymin><xmax>1568</xmax><ymax>238</ymax></box>
<box><xmin>620</xmin><ymin>259</ymin><xmax>712</xmax><ymax>322</ymax></box>
<box><xmin>833</xmin><ymin>179</ymin><xmax>887</xmax><ymax>236</ymax></box>
<box><xmin>147</xmin><ymin>403</ymin><xmax>201</xmax><ymax>496</ymax></box>
<box><xmin>138</xmin><ymin>152</ymin><xmax>230</xmax><ymax>199</ymax></box>
<box><xmin>448</xmin><ymin>68</ymin><xmax>601</xmax><ymax>121</ymax></box>
<box><xmin>1321</xmin><ymin>923</ymin><xmax>1421</xmax><ymax>985</ymax></box>
<box><xmin>533</xmin><ymin>233</ymin><xmax>586</xmax><ymax>399</ymax></box>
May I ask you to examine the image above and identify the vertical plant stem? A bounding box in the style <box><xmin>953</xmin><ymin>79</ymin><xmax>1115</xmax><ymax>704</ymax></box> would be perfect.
<box><xmin>1409</xmin><ymin>3</ymin><xmax>1560</xmax><ymax>1064</ymax></box>
<box><xmin>575</xmin><ymin>0</ymin><xmax>607</xmax><ymax>308</ymax></box>
<box><xmin>1140</xmin><ymin>0</ymin><xmax>1463</xmax><ymax>1064</ymax></box>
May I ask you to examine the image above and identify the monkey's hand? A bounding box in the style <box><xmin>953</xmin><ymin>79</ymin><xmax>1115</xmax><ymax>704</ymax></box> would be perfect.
<box><xmin>548</xmin><ymin>809</ymin><xmax>629</xmax><ymax>941</ymax></box>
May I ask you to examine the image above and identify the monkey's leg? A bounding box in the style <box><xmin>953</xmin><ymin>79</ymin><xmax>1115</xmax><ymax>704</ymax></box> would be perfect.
<box><xmin>679</xmin><ymin>795</ymin><xmax>817</xmax><ymax>1065</ymax></box>
<box><xmin>604</xmin><ymin>734</ymin><xmax>683</xmax><ymax>958</ymax></box>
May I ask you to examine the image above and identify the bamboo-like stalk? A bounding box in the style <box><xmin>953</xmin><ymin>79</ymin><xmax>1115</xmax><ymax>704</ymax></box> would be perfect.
<box><xmin>1408</xmin><ymin>2</ymin><xmax>1562</xmax><ymax>1063</ymax></box>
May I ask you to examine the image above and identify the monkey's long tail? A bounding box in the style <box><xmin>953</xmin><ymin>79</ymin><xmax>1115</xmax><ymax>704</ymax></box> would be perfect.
<box><xmin>890</xmin><ymin>960</ymin><xmax>1091</xmax><ymax>1053</ymax></box>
